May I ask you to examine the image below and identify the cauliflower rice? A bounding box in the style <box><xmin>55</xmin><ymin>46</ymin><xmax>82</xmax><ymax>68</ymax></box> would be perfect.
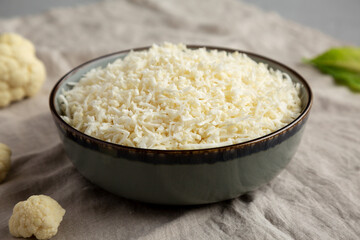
<box><xmin>59</xmin><ymin>43</ymin><xmax>302</xmax><ymax>150</ymax></box>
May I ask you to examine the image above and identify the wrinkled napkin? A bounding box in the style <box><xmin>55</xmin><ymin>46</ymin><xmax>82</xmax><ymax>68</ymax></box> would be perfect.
<box><xmin>1</xmin><ymin>0</ymin><xmax>360</xmax><ymax>239</ymax></box>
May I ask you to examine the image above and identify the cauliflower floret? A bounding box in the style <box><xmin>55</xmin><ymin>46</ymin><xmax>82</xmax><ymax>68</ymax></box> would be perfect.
<box><xmin>0</xmin><ymin>142</ymin><xmax>11</xmax><ymax>183</ymax></box>
<box><xmin>0</xmin><ymin>33</ymin><xmax>46</xmax><ymax>107</ymax></box>
<box><xmin>9</xmin><ymin>195</ymin><xmax>66</xmax><ymax>240</ymax></box>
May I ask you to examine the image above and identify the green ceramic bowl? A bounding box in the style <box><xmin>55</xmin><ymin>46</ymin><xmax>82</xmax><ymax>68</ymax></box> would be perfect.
<box><xmin>49</xmin><ymin>46</ymin><xmax>312</xmax><ymax>205</ymax></box>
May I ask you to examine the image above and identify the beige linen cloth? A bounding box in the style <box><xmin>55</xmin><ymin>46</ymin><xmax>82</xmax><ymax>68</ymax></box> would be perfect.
<box><xmin>1</xmin><ymin>0</ymin><xmax>360</xmax><ymax>239</ymax></box>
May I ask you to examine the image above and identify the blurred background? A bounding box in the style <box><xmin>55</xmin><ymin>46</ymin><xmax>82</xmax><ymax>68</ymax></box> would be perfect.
<box><xmin>0</xmin><ymin>0</ymin><xmax>359</xmax><ymax>45</ymax></box>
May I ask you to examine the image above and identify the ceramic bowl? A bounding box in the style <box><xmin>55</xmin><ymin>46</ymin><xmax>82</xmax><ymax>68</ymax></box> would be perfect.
<box><xmin>49</xmin><ymin>46</ymin><xmax>312</xmax><ymax>205</ymax></box>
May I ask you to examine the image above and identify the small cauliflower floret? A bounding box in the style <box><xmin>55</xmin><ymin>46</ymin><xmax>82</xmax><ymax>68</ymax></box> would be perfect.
<box><xmin>0</xmin><ymin>142</ymin><xmax>11</xmax><ymax>183</ymax></box>
<box><xmin>9</xmin><ymin>195</ymin><xmax>66</xmax><ymax>240</ymax></box>
<box><xmin>0</xmin><ymin>33</ymin><xmax>46</xmax><ymax>108</ymax></box>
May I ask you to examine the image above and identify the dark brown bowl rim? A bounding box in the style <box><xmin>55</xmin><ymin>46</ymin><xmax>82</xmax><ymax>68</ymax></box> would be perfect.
<box><xmin>49</xmin><ymin>45</ymin><xmax>313</xmax><ymax>154</ymax></box>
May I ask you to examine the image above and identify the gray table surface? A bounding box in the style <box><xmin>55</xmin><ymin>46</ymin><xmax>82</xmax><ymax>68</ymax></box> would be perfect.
<box><xmin>0</xmin><ymin>0</ymin><xmax>359</xmax><ymax>45</ymax></box>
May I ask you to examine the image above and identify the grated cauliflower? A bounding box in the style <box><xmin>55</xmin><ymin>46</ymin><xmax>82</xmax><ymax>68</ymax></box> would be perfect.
<box><xmin>0</xmin><ymin>142</ymin><xmax>11</xmax><ymax>183</ymax></box>
<box><xmin>9</xmin><ymin>195</ymin><xmax>66</xmax><ymax>240</ymax></box>
<box><xmin>0</xmin><ymin>33</ymin><xmax>46</xmax><ymax>107</ymax></box>
<box><xmin>60</xmin><ymin>43</ymin><xmax>302</xmax><ymax>150</ymax></box>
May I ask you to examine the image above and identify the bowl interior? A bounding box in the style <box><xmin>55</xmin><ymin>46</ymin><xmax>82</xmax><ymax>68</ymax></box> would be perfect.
<box><xmin>51</xmin><ymin>46</ymin><xmax>311</xmax><ymax>149</ymax></box>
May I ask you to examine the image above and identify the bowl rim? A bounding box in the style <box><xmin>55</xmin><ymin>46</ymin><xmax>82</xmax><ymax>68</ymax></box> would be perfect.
<box><xmin>49</xmin><ymin>45</ymin><xmax>313</xmax><ymax>153</ymax></box>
